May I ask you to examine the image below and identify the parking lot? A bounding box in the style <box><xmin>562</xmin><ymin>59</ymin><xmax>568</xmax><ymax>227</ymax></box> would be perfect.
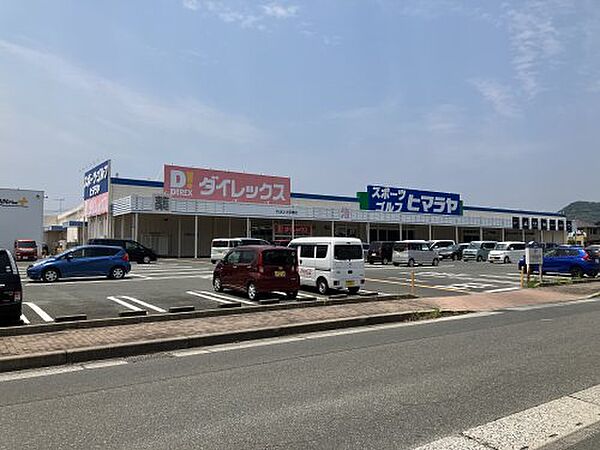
<box><xmin>10</xmin><ymin>257</ymin><xmax>547</xmax><ymax>326</ymax></box>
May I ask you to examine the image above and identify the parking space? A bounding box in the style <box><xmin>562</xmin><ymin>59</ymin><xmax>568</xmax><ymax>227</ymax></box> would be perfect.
<box><xmin>11</xmin><ymin>257</ymin><xmax>572</xmax><ymax>326</ymax></box>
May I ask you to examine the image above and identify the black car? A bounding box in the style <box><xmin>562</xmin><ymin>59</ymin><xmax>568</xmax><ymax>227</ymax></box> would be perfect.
<box><xmin>0</xmin><ymin>248</ymin><xmax>22</xmax><ymax>324</ymax></box>
<box><xmin>88</xmin><ymin>238</ymin><xmax>157</xmax><ymax>264</ymax></box>
<box><xmin>586</xmin><ymin>245</ymin><xmax>600</xmax><ymax>259</ymax></box>
<box><xmin>438</xmin><ymin>243</ymin><xmax>469</xmax><ymax>261</ymax></box>
<box><xmin>367</xmin><ymin>241</ymin><xmax>395</xmax><ymax>265</ymax></box>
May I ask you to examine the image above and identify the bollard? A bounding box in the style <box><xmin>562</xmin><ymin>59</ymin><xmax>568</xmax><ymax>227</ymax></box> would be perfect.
<box><xmin>410</xmin><ymin>271</ymin><xmax>416</xmax><ymax>295</ymax></box>
<box><xmin>520</xmin><ymin>267</ymin><xmax>525</xmax><ymax>288</ymax></box>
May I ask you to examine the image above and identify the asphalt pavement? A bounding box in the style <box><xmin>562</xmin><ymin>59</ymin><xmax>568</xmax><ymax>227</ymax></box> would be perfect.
<box><xmin>2</xmin><ymin>299</ymin><xmax>600</xmax><ymax>449</ymax></box>
<box><xmin>13</xmin><ymin>257</ymin><xmax>543</xmax><ymax>325</ymax></box>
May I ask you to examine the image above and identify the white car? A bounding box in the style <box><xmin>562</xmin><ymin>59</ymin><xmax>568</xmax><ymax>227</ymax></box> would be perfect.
<box><xmin>288</xmin><ymin>237</ymin><xmax>365</xmax><ymax>295</ymax></box>
<box><xmin>210</xmin><ymin>238</ymin><xmax>269</xmax><ymax>263</ymax></box>
<box><xmin>487</xmin><ymin>241</ymin><xmax>526</xmax><ymax>264</ymax></box>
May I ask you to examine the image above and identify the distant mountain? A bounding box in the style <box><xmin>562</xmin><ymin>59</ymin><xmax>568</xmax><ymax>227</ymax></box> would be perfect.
<box><xmin>559</xmin><ymin>201</ymin><xmax>600</xmax><ymax>224</ymax></box>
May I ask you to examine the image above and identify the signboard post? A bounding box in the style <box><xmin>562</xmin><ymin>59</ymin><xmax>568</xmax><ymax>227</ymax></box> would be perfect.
<box><xmin>525</xmin><ymin>246</ymin><xmax>543</xmax><ymax>284</ymax></box>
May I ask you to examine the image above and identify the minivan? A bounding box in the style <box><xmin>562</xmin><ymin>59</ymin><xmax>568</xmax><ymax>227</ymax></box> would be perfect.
<box><xmin>462</xmin><ymin>241</ymin><xmax>497</xmax><ymax>262</ymax></box>
<box><xmin>392</xmin><ymin>240</ymin><xmax>440</xmax><ymax>267</ymax></box>
<box><xmin>14</xmin><ymin>239</ymin><xmax>38</xmax><ymax>261</ymax></box>
<box><xmin>213</xmin><ymin>246</ymin><xmax>299</xmax><ymax>300</ymax></box>
<box><xmin>210</xmin><ymin>238</ymin><xmax>270</xmax><ymax>263</ymax></box>
<box><xmin>88</xmin><ymin>238</ymin><xmax>157</xmax><ymax>264</ymax></box>
<box><xmin>367</xmin><ymin>241</ymin><xmax>395</xmax><ymax>265</ymax></box>
<box><xmin>0</xmin><ymin>249</ymin><xmax>22</xmax><ymax>324</ymax></box>
<box><xmin>487</xmin><ymin>241</ymin><xmax>526</xmax><ymax>264</ymax></box>
<box><xmin>288</xmin><ymin>237</ymin><xmax>365</xmax><ymax>295</ymax></box>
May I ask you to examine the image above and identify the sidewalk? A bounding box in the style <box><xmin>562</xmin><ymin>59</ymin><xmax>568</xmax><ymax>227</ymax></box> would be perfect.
<box><xmin>1</xmin><ymin>283</ymin><xmax>598</xmax><ymax>371</ymax></box>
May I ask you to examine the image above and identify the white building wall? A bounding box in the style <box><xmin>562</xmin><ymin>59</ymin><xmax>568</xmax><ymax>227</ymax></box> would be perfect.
<box><xmin>0</xmin><ymin>188</ymin><xmax>44</xmax><ymax>251</ymax></box>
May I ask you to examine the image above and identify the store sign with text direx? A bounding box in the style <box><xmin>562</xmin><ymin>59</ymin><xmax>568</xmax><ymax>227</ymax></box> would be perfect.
<box><xmin>164</xmin><ymin>165</ymin><xmax>291</xmax><ymax>206</ymax></box>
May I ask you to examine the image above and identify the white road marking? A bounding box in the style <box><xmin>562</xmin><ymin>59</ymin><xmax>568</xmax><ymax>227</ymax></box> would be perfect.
<box><xmin>415</xmin><ymin>384</ymin><xmax>600</xmax><ymax>450</ymax></box>
<box><xmin>128</xmin><ymin>273</ymin><xmax>150</xmax><ymax>279</ymax></box>
<box><xmin>186</xmin><ymin>290</ymin><xmax>234</xmax><ymax>304</ymax></box>
<box><xmin>22</xmin><ymin>302</ymin><xmax>53</xmax><ymax>322</ymax></box>
<box><xmin>0</xmin><ymin>365</ymin><xmax>84</xmax><ymax>382</ymax></box>
<box><xmin>106</xmin><ymin>296</ymin><xmax>143</xmax><ymax>312</ymax></box>
<box><xmin>119</xmin><ymin>296</ymin><xmax>166</xmax><ymax>313</ymax></box>
<box><xmin>20</xmin><ymin>314</ymin><xmax>30</xmax><ymax>325</ymax></box>
<box><xmin>484</xmin><ymin>286</ymin><xmax>521</xmax><ymax>293</ymax></box>
<box><xmin>201</xmin><ymin>291</ymin><xmax>256</xmax><ymax>306</ymax></box>
<box><xmin>171</xmin><ymin>348</ymin><xmax>212</xmax><ymax>357</ymax></box>
<box><xmin>82</xmin><ymin>359</ymin><xmax>128</xmax><ymax>369</ymax></box>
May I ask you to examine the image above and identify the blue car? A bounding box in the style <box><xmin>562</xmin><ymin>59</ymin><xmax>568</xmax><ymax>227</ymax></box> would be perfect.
<box><xmin>518</xmin><ymin>246</ymin><xmax>599</xmax><ymax>278</ymax></box>
<box><xmin>27</xmin><ymin>245</ymin><xmax>131</xmax><ymax>282</ymax></box>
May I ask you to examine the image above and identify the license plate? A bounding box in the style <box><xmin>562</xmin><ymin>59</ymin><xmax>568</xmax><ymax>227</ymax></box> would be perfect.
<box><xmin>346</xmin><ymin>280</ymin><xmax>355</xmax><ymax>287</ymax></box>
<box><xmin>274</xmin><ymin>271</ymin><xmax>286</xmax><ymax>278</ymax></box>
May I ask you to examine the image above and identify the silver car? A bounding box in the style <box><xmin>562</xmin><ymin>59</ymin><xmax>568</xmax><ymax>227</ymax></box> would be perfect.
<box><xmin>462</xmin><ymin>241</ymin><xmax>497</xmax><ymax>262</ymax></box>
<box><xmin>392</xmin><ymin>240</ymin><xmax>440</xmax><ymax>267</ymax></box>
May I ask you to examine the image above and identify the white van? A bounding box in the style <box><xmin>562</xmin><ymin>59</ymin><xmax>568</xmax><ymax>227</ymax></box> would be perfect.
<box><xmin>210</xmin><ymin>238</ymin><xmax>270</xmax><ymax>263</ymax></box>
<box><xmin>487</xmin><ymin>241</ymin><xmax>526</xmax><ymax>264</ymax></box>
<box><xmin>288</xmin><ymin>237</ymin><xmax>365</xmax><ymax>295</ymax></box>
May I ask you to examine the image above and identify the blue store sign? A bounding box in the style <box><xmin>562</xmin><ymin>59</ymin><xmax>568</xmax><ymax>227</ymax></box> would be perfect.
<box><xmin>83</xmin><ymin>160</ymin><xmax>111</xmax><ymax>200</ymax></box>
<box><xmin>367</xmin><ymin>185</ymin><xmax>461</xmax><ymax>215</ymax></box>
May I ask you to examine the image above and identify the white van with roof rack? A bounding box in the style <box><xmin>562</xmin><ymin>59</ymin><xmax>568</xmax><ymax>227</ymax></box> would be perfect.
<box><xmin>210</xmin><ymin>238</ymin><xmax>270</xmax><ymax>264</ymax></box>
<box><xmin>288</xmin><ymin>237</ymin><xmax>365</xmax><ymax>295</ymax></box>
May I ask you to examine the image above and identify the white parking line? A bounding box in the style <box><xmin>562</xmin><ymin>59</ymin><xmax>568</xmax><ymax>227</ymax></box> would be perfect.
<box><xmin>186</xmin><ymin>290</ymin><xmax>232</xmax><ymax>304</ymax></box>
<box><xmin>484</xmin><ymin>286</ymin><xmax>521</xmax><ymax>293</ymax></box>
<box><xmin>202</xmin><ymin>291</ymin><xmax>256</xmax><ymax>306</ymax></box>
<box><xmin>119</xmin><ymin>296</ymin><xmax>166</xmax><ymax>313</ymax></box>
<box><xmin>106</xmin><ymin>296</ymin><xmax>143</xmax><ymax>312</ymax></box>
<box><xmin>20</xmin><ymin>314</ymin><xmax>30</xmax><ymax>324</ymax></box>
<box><xmin>22</xmin><ymin>302</ymin><xmax>53</xmax><ymax>322</ymax></box>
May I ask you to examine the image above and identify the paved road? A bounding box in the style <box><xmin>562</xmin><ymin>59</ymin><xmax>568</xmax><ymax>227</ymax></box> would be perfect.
<box><xmin>13</xmin><ymin>257</ymin><xmax>545</xmax><ymax>325</ymax></box>
<box><xmin>2</xmin><ymin>299</ymin><xmax>600</xmax><ymax>448</ymax></box>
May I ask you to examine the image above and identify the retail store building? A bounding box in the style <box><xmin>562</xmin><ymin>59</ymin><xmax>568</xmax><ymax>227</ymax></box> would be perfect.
<box><xmin>72</xmin><ymin>161</ymin><xmax>571</xmax><ymax>258</ymax></box>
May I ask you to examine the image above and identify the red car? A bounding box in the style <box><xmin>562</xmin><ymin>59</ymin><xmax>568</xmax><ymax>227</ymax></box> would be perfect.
<box><xmin>213</xmin><ymin>246</ymin><xmax>299</xmax><ymax>300</ymax></box>
<box><xmin>14</xmin><ymin>239</ymin><xmax>38</xmax><ymax>261</ymax></box>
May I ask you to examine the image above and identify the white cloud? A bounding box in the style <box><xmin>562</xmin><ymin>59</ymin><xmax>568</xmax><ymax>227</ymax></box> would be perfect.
<box><xmin>424</xmin><ymin>104</ymin><xmax>465</xmax><ymax>133</ymax></box>
<box><xmin>261</xmin><ymin>3</ymin><xmax>299</xmax><ymax>19</ymax></box>
<box><xmin>470</xmin><ymin>78</ymin><xmax>520</xmax><ymax>118</ymax></box>
<box><xmin>503</xmin><ymin>0</ymin><xmax>573</xmax><ymax>99</ymax></box>
<box><xmin>0</xmin><ymin>39</ymin><xmax>264</xmax><ymax>145</ymax></box>
<box><xmin>182</xmin><ymin>0</ymin><xmax>199</xmax><ymax>11</ymax></box>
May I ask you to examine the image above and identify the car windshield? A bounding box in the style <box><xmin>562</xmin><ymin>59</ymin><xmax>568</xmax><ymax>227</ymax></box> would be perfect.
<box><xmin>468</xmin><ymin>243</ymin><xmax>482</xmax><ymax>249</ymax></box>
<box><xmin>494</xmin><ymin>243</ymin><xmax>509</xmax><ymax>250</ymax></box>
<box><xmin>17</xmin><ymin>241</ymin><xmax>36</xmax><ymax>248</ymax></box>
<box><xmin>334</xmin><ymin>245</ymin><xmax>363</xmax><ymax>260</ymax></box>
<box><xmin>262</xmin><ymin>250</ymin><xmax>296</xmax><ymax>266</ymax></box>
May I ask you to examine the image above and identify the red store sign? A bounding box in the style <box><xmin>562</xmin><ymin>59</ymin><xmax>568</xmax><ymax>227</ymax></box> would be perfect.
<box><xmin>164</xmin><ymin>165</ymin><xmax>291</xmax><ymax>206</ymax></box>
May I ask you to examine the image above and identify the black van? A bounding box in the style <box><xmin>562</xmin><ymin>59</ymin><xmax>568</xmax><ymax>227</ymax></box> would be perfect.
<box><xmin>367</xmin><ymin>241</ymin><xmax>395</xmax><ymax>265</ymax></box>
<box><xmin>0</xmin><ymin>249</ymin><xmax>22</xmax><ymax>324</ymax></box>
<box><xmin>88</xmin><ymin>239</ymin><xmax>157</xmax><ymax>264</ymax></box>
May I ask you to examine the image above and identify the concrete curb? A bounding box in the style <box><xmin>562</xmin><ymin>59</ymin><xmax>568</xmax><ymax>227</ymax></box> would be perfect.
<box><xmin>0</xmin><ymin>293</ymin><xmax>417</xmax><ymax>337</ymax></box>
<box><xmin>0</xmin><ymin>308</ymin><xmax>447</xmax><ymax>373</ymax></box>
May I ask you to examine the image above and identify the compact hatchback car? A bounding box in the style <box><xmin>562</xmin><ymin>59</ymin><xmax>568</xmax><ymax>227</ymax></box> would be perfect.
<box><xmin>367</xmin><ymin>241</ymin><xmax>395</xmax><ymax>265</ymax></box>
<box><xmin>462</xmin><ymin>241</ymin><xmax>497</xmax><ymax>262</ymax></box>
<box><xmin>518</xmin><ymin>246</ymin><xmax>599</xmax><ymax>278</ymax></box>
<box><xmin>213</xmin><ymin>246</ymin><xmax>299</xmax><ymax>300</ymax></box>
<box><xmin>27</xmin><ymin>245</ymin><xmax>131</xmax><ymax>282</ymax></box>
<box><xmin>0</xmin><ymin>249</ymin><xmax>22</xmax><ymax>324</ymax></box>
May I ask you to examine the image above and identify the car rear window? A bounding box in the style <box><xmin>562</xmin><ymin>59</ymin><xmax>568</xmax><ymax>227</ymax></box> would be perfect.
<box><xmin>369</xmin><ymin>242</ymin><xmax>382</xmax><ymax>251</ymax></box>
<box><xmin>334</xmin><ymin>245</ymin><xmax>363</xmax><ymax>260</ymax></box>
<box><xmin>212</xmin><ymin>240</ymin><xmax>229</xmax><ymax>248</ymax></box>
<box><xmin>262</xmin><ymin>250</ymin><xmax>296</xmax><ymax>266</ymax></box>
<box><xmin>17</xmin><ymin>241</ymin><xmax>36</xmax><ymax>248</ymax></box>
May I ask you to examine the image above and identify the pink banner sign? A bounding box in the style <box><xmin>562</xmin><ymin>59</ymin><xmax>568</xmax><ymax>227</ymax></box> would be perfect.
<box><xmin>164</xmin><ymin>165</ymin><xmax>291</xmax><ymax>205</ymax></box>
<box><xmin>84</xmin><ymin>192</ymin><xmax>109</xmax><ymax>217</ymax></box>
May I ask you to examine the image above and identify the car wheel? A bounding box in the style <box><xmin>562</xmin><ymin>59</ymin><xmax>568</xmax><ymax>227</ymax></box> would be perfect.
<box><xmin>382</xmin><ymin>257</ymin><xmax>389</xmax><ymax>265</ymax></box>
<box><xmin>432</xmin><ymin>258</ymin><xmax>439</xmax><ymax>267</ymax></box>
<box><xmin>142</xmin><ymin>256</ymin><xmax>151</xmax><ymax>264</ymax></box>
<box><xmin>211</xmin><ymin>259</ymin><xmax>216</xmax><ymax>264</ymax></box>
<box><xmin>588</xmin><ymin>270</ymin><xmax>599</xmax><ymax>278</ymax></box>
<box><xmin>393</xmin><ymin>262</ymin><xmax>399</xmax><ymax>267</ymax></box>
<box><xmin>451</xmin><ymin>255</ymin><xmax>456</xmax><ymax>261</ymax></box>
<box><xmin>503</xmin><ymin>256</ymin><xmax>510</xmax><ymax>264</ymax></box>
<box><xmin>477</xmin><ymin>255</ymin><xmax>483</xmax><ymax>262</ymax></box>
<box><xmin>317</xmin><ymin>278</ymin><xmax>329</xmax><ymax>295</ymax></box>
<box><xmin>286</xmin><ymin>291</ymin><xmax>298</xmax><ymax>299</ymax></box>
<box><xmin>247</xmin><ymin>282</ymin><xmax>259</xmax><ymax>301</ymax></box>
<box><xmin>109</xmin><ymin>266</ymin><xmax>126</xmax><ymax>280</ymax></box>
<box><xmin>348</xmin><ymin>286</ymin><xmax>360</xmax><ymax>295</ymax></box>
<box><xmin>407</xmin><ymin>259</ymin><xmax>415</xmax><ymax>267</ymax></box>
<box><xmin>42</xmin><ymin>268</ymin><xmax>59</xmax><ymax>283</ymax></box>
<box><xmin>213</xmin><ymin>276</ymin><xmax>223</xmax><ymax>292</ymax></box>
<box><xmin>570</xmin><ymin>266</ymin><xmax>584</xmax><ymax>278</ymax></box>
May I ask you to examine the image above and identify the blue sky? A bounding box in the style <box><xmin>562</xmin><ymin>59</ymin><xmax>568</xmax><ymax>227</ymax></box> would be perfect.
<box><xmin>1</xmin><ymin>0</ymin><xmax>599</xmax><ymax>213</ymax></box>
